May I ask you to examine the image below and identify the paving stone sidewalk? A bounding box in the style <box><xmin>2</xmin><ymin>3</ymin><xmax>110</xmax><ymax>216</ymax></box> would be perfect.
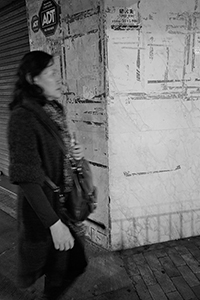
<box><xmin>120</xmin><ymin>236</ymin><xmax>200</xmax><ymax>300</ymax></box>
<box><xmin>1</xmin><ymin>186</ymin><xmax>200</xmax><ymax>299</ymax></box>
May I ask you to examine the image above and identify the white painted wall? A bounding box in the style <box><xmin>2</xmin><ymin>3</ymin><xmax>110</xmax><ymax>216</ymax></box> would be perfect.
<box><xmin>106</xmin><ymin>0</ymin><xmax>200</xmax><ymax>249</ymax></box>
<box><xmin>26</xmin><ymin>0</ymin><xmax>200</xmax><ymax>250</ymax></box>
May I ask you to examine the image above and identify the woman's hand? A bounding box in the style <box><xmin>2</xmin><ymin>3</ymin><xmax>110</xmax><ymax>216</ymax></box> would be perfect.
<box><xmin>50</xmin><ymin>219</ymin><xmax>74</xmax><ymax>251</ymax></box>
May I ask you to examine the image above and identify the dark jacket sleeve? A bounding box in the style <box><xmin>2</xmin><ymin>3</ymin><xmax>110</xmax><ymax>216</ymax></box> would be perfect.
<box><xmin>19</xmin><ymin>183</ymin><xmax>59</xmax><ymax>228</ymax></box>
<box><xmin>8</xmin><ymin>107</ymin><xmax>59</xmax><ymax>228</ymax></box>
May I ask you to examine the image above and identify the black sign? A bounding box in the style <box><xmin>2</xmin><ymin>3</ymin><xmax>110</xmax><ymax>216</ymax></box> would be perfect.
<box><xmin>31</xmin><ymin>15</ymin><xmax>39</xmax><ymax>33</ymax></box>
<box><xmin>39</xmin><ymin>0</ymin><xmax>60</xmax><ymax>37</ymax></box>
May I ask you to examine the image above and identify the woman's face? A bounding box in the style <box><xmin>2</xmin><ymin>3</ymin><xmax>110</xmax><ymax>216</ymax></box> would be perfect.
<box><xmin>33</xmin><ymin>61</ymin><xmax>61</xmax><ymax>100</ymax></box>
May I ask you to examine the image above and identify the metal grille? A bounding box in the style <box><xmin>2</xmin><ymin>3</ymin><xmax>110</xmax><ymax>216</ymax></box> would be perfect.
<box><xmin>0</xmin><ymin>0</ymin><xmax>30</xmax><ymax>175</ymax></box>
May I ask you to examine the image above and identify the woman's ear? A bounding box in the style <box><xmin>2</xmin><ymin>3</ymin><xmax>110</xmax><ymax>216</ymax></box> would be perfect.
<box><xmin>33</xmin><ymin>76</ymin><xmax>39</xmax><ymax>84</ymax></box>
<box><xmin>26</xmin><ymin>73</ymin><xmax>34</xmax><ymax>85</ymax></box>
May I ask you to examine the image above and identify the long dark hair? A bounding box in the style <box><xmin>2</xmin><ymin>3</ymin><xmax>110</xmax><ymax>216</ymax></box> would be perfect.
<box><xmin>9</xmin><ymin>50</ymin><xmax>53</xmax><ymax>111</ymax></box>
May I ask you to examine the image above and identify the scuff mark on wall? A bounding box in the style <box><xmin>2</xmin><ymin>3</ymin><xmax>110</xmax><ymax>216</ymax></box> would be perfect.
<box><xmin>136</xmin><ymin>30</ymin><xmax>141</xmax><ymax>81</ymax></box>
<box><xmin>64</xmin><ymin>29</ymin><xmax>99</xmax><ymax>40</ymax></box>
<box><xmin>64</xmin><ymin>92</ymin><xmax>106</xmax><ymax>102</ymax></box>
<box><xmin>191</xmin><ymin>16</ymin><xmax>196</xmax><ymax>71</ymax></box>
<box><xmin>67</xmin><ymin>98</ymin><xmax>102</xmax><ymax>104</ymax></box>
<box><xmin>149</xmin><ymin>36</ymin><xmax>154</xmax><ymax>60</ymax></box>
<box><xmin>123</xmin><ymin>165</ymin><xmax>181</xmax><ymax>177</ymax></box>
<box><xmin>46</xmin><ymin>37</ymin><xmax>61</xmax><ymax>55</ymax></box>
<box><xmin>80</xmin><ymin>120</ymin><xmax>105</xmax><ymax>127</ymax></box>
<box><xmin>163</xmin><ymin>46</ymin><xmax>169</xmax><ymax>90</ymax></box>
<box><xmin>195</xmin><ymin>0</ymin><xmax>198</xmax><ymax>11</ymax></box>
<box><xmin>63</xmin><ymin>7</ymin><xmax>99</xmax><ymax>23</ymax></box>
<box><xmin>88</xmin><ymin>161</ymin><xmax>108</xmax><ymax>168</ymax></box>
<box><xmin>84</xmin><ymin>108</ymin><xmax>104</xmax><ymax>115</ymax></box>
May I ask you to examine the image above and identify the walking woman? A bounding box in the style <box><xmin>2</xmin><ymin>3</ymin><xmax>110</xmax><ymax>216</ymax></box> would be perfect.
<box><xmin>7</xmin><ymin>51</ymin><xmax>88</xmax><ymax>300</ymax></box>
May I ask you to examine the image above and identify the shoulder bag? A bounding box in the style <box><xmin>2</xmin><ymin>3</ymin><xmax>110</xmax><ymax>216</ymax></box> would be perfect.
<box><xmin>45</xmin><ymin>131</ymin><xmax>97</xmax><ymax>223</ymax></box>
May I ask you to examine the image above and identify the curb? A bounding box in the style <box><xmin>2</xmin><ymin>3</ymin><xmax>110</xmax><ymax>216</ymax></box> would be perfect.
<box><xmin>0</xmin><ymin>187</ymin><xmax>17</xmax><ymax>219</ymax></box>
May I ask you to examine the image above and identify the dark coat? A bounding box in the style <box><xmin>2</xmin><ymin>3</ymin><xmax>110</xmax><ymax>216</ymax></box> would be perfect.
<box><xmin>8</xmin><ymin>99</ymin><xmax>64</xmax><ymax>231</ymax></box>
<box><xmin>8</xmin><ymin>99</ymin><xmax>87</xmax><ymax>288</ymax></box>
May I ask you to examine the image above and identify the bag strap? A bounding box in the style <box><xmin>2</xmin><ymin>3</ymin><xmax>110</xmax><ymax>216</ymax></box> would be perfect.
<box><xmin>45</xmin><ymin>175</ymin><xmax>60</xmax><ymax>192</ymax></box>
<box><xmin>41</xmin><ymin>120</ymin><xmax>66</xmax><ymax>155</ymax></box>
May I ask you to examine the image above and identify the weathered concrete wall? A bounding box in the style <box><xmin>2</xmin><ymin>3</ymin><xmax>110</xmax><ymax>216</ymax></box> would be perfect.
<box><xmin>60</xmin><ymin>0</ymin><xmax>109</xmax><ymax>247</ymax></box>
<box><xmin>26</xmin><ymin>0</ymin><xmax>109</xmax><ymax>248</ymax></box>
<box><xmin>25</xmin><ymin>0</ymin><xmax>200</xmax><ymax>251</ymax></box>
<box><xmin>106</xmin><ymin>0</ymin><xmax>200</xmax><ymax>249</ymax></box>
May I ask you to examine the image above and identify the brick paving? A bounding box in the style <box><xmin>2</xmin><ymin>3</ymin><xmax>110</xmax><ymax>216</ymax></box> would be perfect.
<box><xmin>120</xmin><ymin>237</ymin><xmax>200</xmax><ymax>300</ymax></box>
<box><xmin>1</xmin><ymin>185</ymin><xmax>200</xmax><ymax>299</ymax></box>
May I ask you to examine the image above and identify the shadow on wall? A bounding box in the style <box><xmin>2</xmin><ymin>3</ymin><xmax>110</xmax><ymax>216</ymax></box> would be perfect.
<box><xmin>112</xmin><ymin>208</ymin><xmax>200</xmax><ymax>249</ymax></box>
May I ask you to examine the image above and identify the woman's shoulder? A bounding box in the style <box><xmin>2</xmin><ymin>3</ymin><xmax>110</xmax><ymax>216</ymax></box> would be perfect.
<box><xmin>8</xmin><ymin>103</ymin><xmax>39</xmax><ymax>133</ymax></box>
<box><xmin>10</xmin><ymin>97</ymin><xmax>44</xmax><ymax>117</ymax></box>
<box><xmin>8</xmin><ymin>103</ymin><xmax>44</xmax><ymax>141</ymax></box>
<box><xmin>10</xmin><ymin>105</ymin><xmax>34</xmax><ymax>122</ymax></box>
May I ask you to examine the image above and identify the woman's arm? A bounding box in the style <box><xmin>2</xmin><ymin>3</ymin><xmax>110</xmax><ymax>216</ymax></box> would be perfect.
<box><xmin>19</xmin><ymin>182</ymin><xmax>59</xmax><ymax>228</ymax></box>
<box><xmin>20</xmin><ymin>182</ymin><xmax>74</xmax><ymax>250</ymax></box>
